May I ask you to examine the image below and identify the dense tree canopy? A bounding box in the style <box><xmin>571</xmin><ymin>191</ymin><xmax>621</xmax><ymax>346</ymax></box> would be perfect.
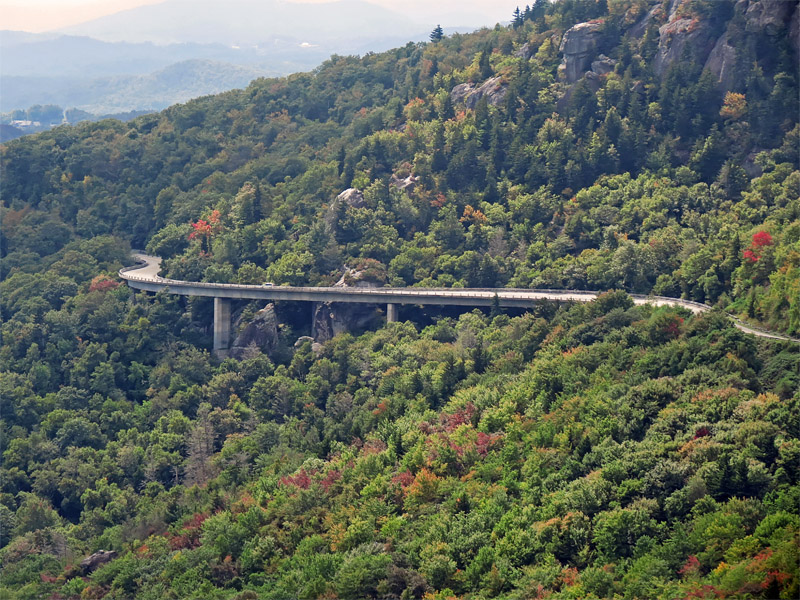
<box><xmin>1</xmin><ymin>0</ymin><xmax>798</xmax><ymax>598</ymax></box>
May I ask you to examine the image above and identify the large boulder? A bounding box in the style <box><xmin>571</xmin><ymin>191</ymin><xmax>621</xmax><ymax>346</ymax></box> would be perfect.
<box><xmin>558</xmin><ymin>21</ymin><xmax>604</xmax><ymax>83</ymax></box>
<box><xmin>450</xmin><ymin>76</ymin><xmax>508</xmax><ymax>109</ymax></box>
<box><xmin>336</xmin><ymin>188</ymin><xmax>366</xmax><ymax>208</ymax></box>
<box><xmin>390</xmin><ymin>173</ymin><xmax>418</xmax><ymax>191</ymax></box>
<box><xmin>230</xmin><ymin>303</ymin><xmax>279</xmax><ymax>360</ymax></box>
<box><xmin>591</xmin><ymin>54</ymin><xmax>617</xmax><ymax>75</ymax></box>
<box><xmin>80</xmin><ymin>550</ymin><xmax>117</xmax><ymax>574</ymax></box>
<box><xmin>326</xmin><ymin>187</ymin><xmax>367</xmax><ymax>230</ymax></box>
<box><xmin>312</xmin><ymin>302</ymin><xmax>382</xmax><ymax>342</ymax></box>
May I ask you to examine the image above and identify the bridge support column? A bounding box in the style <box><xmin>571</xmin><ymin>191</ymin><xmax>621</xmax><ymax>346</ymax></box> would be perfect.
<box><xmin>386</xmin><ymin>303</ymin><xmax>398</xmax><ymax>323</ymax></box>
<box><xmin>213</xmin><ymin>298</ymin><xmax>231</xmax><ymax>357</ymax></box>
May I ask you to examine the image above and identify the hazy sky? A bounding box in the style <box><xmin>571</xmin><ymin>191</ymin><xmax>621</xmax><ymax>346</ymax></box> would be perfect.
<box><xmin>2</xmin><ymin>0</ymin><xmax>526</xmax><ymax>33</ymax></box>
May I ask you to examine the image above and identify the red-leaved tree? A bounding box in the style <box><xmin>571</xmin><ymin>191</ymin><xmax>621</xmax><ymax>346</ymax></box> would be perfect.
<box><xmin>743</xmin><ymin>231</ymin><xmax>773</xmax><ymax>263</ymax></box>
<box><xmin>189</xmin><ymin>209</ymin><xmax>222</xmax><ymax>253</ymax></box>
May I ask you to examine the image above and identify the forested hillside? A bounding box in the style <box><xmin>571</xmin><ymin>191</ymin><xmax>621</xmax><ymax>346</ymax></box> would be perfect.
<box><xmin>1</xmin><ymin>0</ymin><xmax>799</xmax><ymax>598</ymax></box>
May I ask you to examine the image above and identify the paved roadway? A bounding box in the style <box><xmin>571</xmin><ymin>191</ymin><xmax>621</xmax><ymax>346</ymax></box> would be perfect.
<box><xmin>119</xmin><ymin>253</ymin><xmax>799</xmax><ymax>343</ymax></box>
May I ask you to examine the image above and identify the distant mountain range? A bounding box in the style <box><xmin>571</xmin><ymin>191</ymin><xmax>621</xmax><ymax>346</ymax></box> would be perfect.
<box><xmin>1</xmin><ymin>0</ymin><xmax>480</xmax><ymax>124</ymax></box>
<box><xmin>0</xmin><ymin>32</ymin><xmax>279</xmax><ymax>79</ymax></box>
<box><xmin>0</xmin><ymin>29</ymin><xmax>320</xmax><ymax>114</ymax></box>
<box><xmin>55</xmin><ymin>0</ymin><xmax>426</xmax><ymax>46</ymax></box>
<box><xmin>2</xmin><ymin>59</ymin><xmax>273</xmax><ymax>115</ymax></box>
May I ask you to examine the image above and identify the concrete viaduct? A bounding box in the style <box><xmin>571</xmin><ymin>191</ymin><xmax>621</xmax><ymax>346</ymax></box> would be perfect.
<box><xmin>119</xmin><ymin>253</ymin><xmax>799</xmax><ymax>355</ymax></box>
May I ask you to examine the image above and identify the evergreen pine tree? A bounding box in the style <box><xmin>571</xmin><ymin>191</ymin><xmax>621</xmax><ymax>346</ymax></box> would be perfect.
<box><xmin>512</xmin><ymin>7</ymin><xmax>524</xmax><ymax>29</ymax></box>
<box><xmin>430</xmin><ymin>24</ymin><xmax>444</xmax><ymax>42</ymax></box>
<box><xmin>478</xmin><ymin>50</ymin><xmax>492</xmax><ymax>80</ymax></box>
<box><xmin>252</xmin><ymin>180</ymin><xmax>263</xmax><ymax>222</ymax></box>
<box><xmin>440</xmin><ymin>94</ymin><xmax>455</xmax><ymax>121</ymax></box>
<box><xmin>490</xmin><ymin>293</ymin><xmax>502</xmax><ymax>319</ymax></box>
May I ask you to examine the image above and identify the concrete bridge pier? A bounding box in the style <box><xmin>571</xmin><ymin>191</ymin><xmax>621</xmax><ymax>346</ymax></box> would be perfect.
<box><xmin>213</xmin><ymin>297</ymin><xmax>231</xmax><ymax>356</ymax></box>
<box><xmin>386</xmin><ymin>303</ymin><xmax>398</xmax><ymax>323</ymax></box>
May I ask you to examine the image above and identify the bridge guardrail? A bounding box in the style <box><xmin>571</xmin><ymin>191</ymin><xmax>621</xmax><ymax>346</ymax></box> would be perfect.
<box><xmin>119</xmin><ymin>255</ymin><xmax>799</xmax><ymax>343</ymax></box>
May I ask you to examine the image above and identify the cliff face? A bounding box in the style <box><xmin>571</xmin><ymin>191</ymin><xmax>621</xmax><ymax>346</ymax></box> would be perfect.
<box><xmin>558</xmin><ymin>0</ymin><xmax>798</xmax><ymax>94</ymax></box>
<box><xmin>558</xmin><ymin>21</ymin><xmax>604</xmax><ymax>83</ymax></box>
<box><xmin>652</xmin><ymin>16</ymin><xmax>718</xmax><ymax>77</ymax></box>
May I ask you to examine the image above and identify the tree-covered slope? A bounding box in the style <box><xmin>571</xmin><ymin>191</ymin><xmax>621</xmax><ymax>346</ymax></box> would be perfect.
<box><xmin>3</xmin><ymin>0</ymin><xmax>799</xmax><ymax>333</ymax></box>
<box><xmin>1</xmin><ymin>1</ymin><xmax>799</xmax><ymax>598</ymax></box>
<box><xmin>1</xmin><ymin>290</ymin><xmax>798</xmax><ymax>599</ymax></box>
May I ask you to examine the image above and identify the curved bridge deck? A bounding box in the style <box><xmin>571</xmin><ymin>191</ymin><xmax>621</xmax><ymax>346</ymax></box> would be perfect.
<box><xmin>119</xmin><ymin>253</ymin><xmax>799</xmax><ymax>350</ymax></box>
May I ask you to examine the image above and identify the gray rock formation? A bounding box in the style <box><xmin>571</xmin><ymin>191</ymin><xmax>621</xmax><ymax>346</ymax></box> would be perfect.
<box><xmin>591</xmin><ymin>54</ymin><xmax>617</xmax><ymax>75</ymax></box>
<box><xmin>312</xmin><ymin>302</ymin><xmax>382</xmax><ymax>342</ymax></box>
<box><xmin>295</xmin><ymin>335</ymin><xmax>323</xmax><ymax>354</ymax></box>
<box><xmin>558</xmin><ymin>21</ymin><xmax>603</xmax><ymax>83</ymax></box>
<box><xmin>336</xmin><ymin>188</ymin><xmax>366</xmax><ymax>208</ymax></box>
<box><xmin>451</xmin><ymin>83</ymin><xmax>474</xmax><ymax>104</ymax></box>
<box><xmin>326</xmin><ymin>187</ymin><xmax>367</xmax><ymax>231</ymax></box>
<box><xmin>584</xmin><ymin>71</ymin><xmax>603</xmax><ymax>92</ymax></box>
<box><xmin>653</xmin><ymin>17</ymin><xmax>717</xmax><ymax>77</ymax></box>
<box><xmin>295</xmin><ymin>335</ymin><xmax>314</xmax><ymax>347</ymax></box>
<box><xmin>311</xmin><ymin>265</ymin><xmax>384</xmax><ymax>342</ymax></box>
<box><xmin>450</xmin><ymin>76</ymin><xmax>508</xmax><ymax>109</ymax></box>
<box><xmin>390</xmin><ymin>173</ymin><xmax>418</xmax><ymax>191</ymax></box>
<box><xmin>743</xmin><ymin>148</ymin><xmax>767</xmax><ymax>179</ymax></box>
<box><xmin>80</xmin><ymin>550</ymin><xmax>117</xmax><ymax>574</ymax></box>
<box><xmin>744</xmin><ymin>0</ymin><xmax>796</xmax><ymax>36</ymax></box>
<box><xmin>230</xmin><ymin>303</ymin><xmax>279</xmax><ymax>359</ymax></box>
<box><xmin>667</xmin><ymin>0</ymin><xmax>684</xmax><ymax>20</ymax></box>
<box><xmin>514</xmin><ymin>42</ymin><xmax>535</xmax><ymax>59</ymax></box>
<box><xmin>704</xmin><ymin>32</ymin><xmax>738</xmax><ymax>93</ymax></box>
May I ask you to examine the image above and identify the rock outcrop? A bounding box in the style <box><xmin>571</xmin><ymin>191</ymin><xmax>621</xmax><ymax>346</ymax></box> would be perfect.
<box><xmin>591</xmin><ymin>54</ymin><xmax>617</xmax><ymax>75</ymax></box>
<box><xmin>230</xmin><ymin>304</ymin><xmax>279</xmax><ymax>360</ymax></box>
<box><xmin>295</xmin><ymin>335</ymin><xmax>323</xmax><ymax>353</ymax></box>
<box><xmin>336</xmin><ymin>188</ymin><xmax>366</xmax><ymax>209</ymax></box>
<box><xmin>514</xmin><ymin>42</ymin><xmax>535</xmax><ymax>59</ymax></box>
<box><xmin>390</xmin><ymin>173</ymin><xmax>418</xmax><ymax>191</ymax></box>
<box><xmin>80</xmin><ymin>550</ymin><xmax>117</xmax><ymax>574</ymax></box>
<box><xmin>312</xmin><ymin>302</ymin><xmax>382</xmax><ymax>342</ymax></box>
<box><xmin>311</xmin><ymin>264</ymin><xmax>385</xmax><ymax>342</ymax></box>
<box><xmin>652</xmin><ymin>17</ymin><xmax>717</xmax><ymax>77</ymax></box>
<box><xmin>326</xmin><ymin>187</ymin><xmax>367</xmax><ymax>230</ymax></box>
<box><xmin>450</xmin><ymin>76</ymin><xmax>508</xmax><ymax>109</ymax></box>
<box><xmin>649</xmin><ymin>0</ymin><xmax>798</xmax><ymax>79</ymax></box>
<box><xmin>744</xmin><ymin>0</ymin><xmax>796</xmax><ymax>36</ymax></box>
<box><xmin>295</xmin><ymin>335</ymin><xmax>314</xmax><ymax>347</ymax></box>
<box><xmin>704</xmin><ymin>32</ymin><xmax>738</xmax><ymax>92</ymax></box>
<box><xmin>450</xmin><ymin>83</ymin><xmax>473</xmax><ymax>104</ymax></box>
<box><xmin>558</xmin><ymin>21</ymin><xmax>603</xmax><ymax>83</ymax></box>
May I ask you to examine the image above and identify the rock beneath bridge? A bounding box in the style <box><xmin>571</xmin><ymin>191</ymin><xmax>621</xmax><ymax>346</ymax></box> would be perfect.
<box><xmin>312</xmin><ymin>261</ymin><xmax>386</xmax><ymax>342</ymax></box>
<box><xmin>229</xmin><ymin>303</ymin><xmax>279</xmax><ymax>359</ymax></box>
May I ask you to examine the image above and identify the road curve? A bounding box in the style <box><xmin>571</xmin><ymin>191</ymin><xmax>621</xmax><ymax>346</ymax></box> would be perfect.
<box><xmin>120</xmin><ymin>253</ymin><xmax>799</xmax><ymax>344</ymax></box>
